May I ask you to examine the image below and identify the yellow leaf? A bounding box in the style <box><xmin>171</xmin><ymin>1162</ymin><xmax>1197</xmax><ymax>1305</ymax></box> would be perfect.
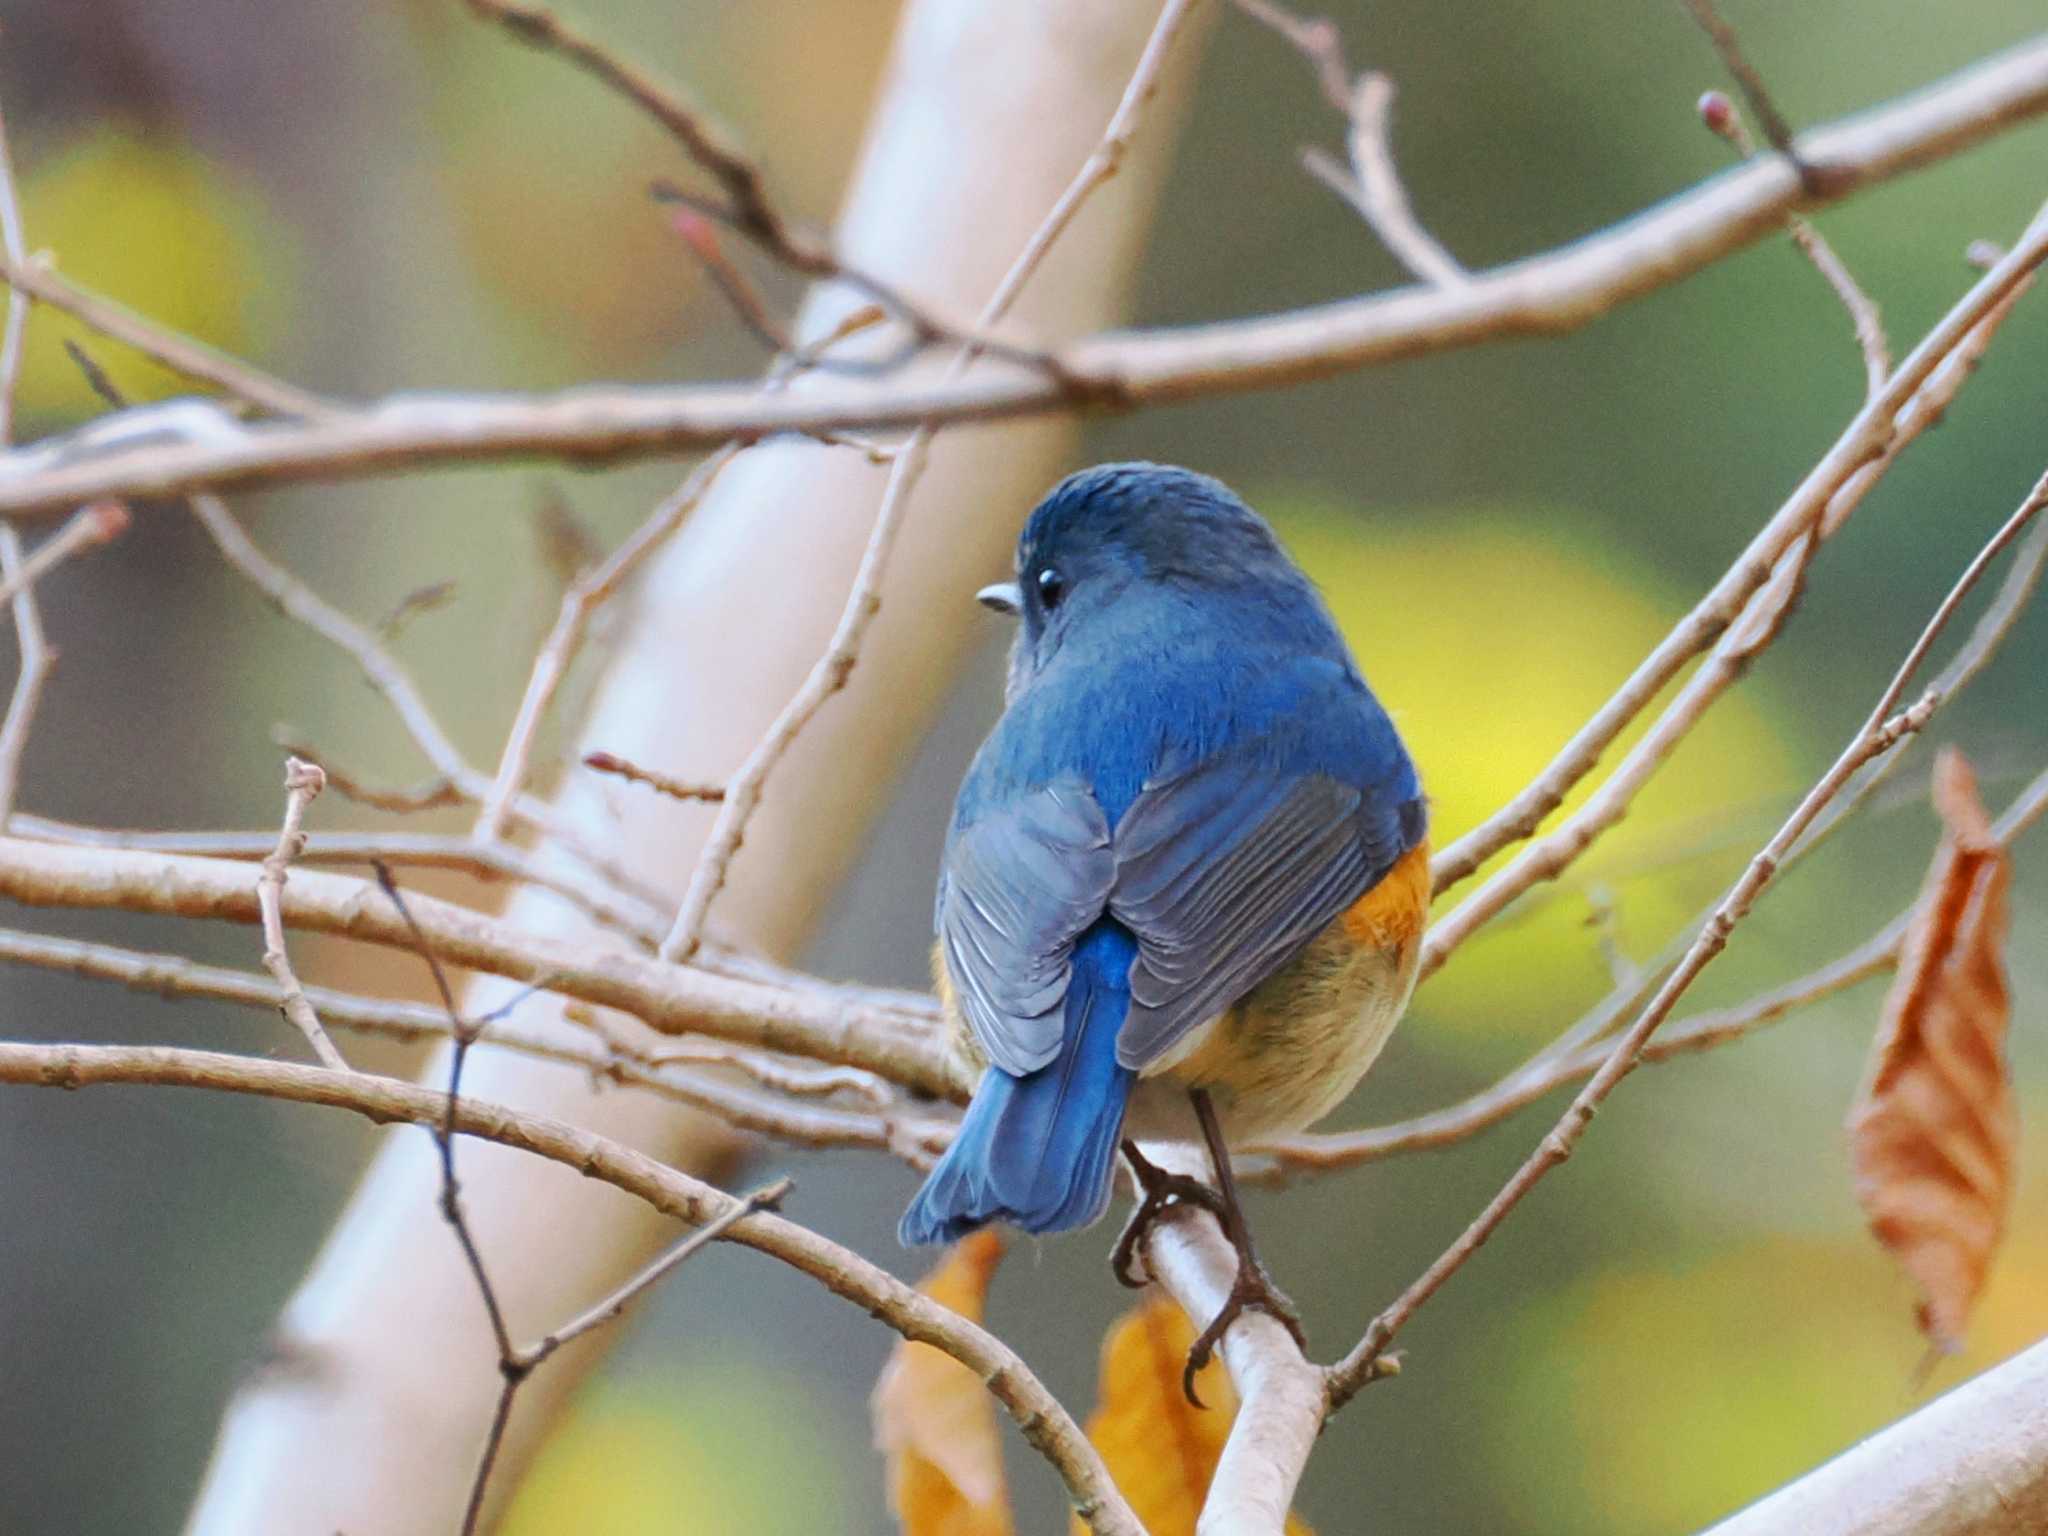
<box><xmin>873</xmin><ymin>1231</ymin><xmax>1013</xmax><ymax>1536</ymax></box>
<box><xmin>1849</xmin><ymin>747</ymin><xmax>2018</xmax><ymax>1352</ymax></box>
<box><xmin>1076</xmin><ymin>1297</ymin><xmax>1312</xmax><ymax>1536</ymax></box>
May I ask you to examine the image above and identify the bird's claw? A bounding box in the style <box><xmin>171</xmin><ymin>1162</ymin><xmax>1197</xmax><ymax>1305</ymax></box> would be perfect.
<box><xmin>1110</xmin><ymin>1141</ymin><xmax>1227</xmax><ymax>1288</ymax></box>
<box><xmin>1182</xmin><ymin>1253</ymin><xmax>1306</xmax><ymax>1407</ymax></box>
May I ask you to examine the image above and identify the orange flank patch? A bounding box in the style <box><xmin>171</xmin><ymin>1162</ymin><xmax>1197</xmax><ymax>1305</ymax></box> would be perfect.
<box><xmin>1342</xmin><ymin>840</ymin><xmax>1432</xmax><ymax>951</ymax></box>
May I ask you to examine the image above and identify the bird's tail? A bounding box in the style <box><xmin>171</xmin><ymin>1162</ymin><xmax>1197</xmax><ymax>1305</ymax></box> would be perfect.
<box><xmin>899</xmin><ymin>925</ymin><xmax>1136</xmax><ymax>1245</ymax></box>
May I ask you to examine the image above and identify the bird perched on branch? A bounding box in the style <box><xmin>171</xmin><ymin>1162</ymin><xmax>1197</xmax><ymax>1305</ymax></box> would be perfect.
<box><xmin>900</xmin><ymin>462</ymin><xmax>1428</xmax><ymax>1399</ymax></box>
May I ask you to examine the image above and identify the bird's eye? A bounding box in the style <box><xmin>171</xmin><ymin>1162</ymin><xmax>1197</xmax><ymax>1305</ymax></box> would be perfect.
<box><xmin>1036</xmin><ymin>566</ymin><xmax>1066</xmax><ymax>610</ymax></box>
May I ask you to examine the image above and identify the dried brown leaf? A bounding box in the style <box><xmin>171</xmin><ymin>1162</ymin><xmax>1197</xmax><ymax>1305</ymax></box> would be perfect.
<box><xmin>873</xmin><ymin>1231</ymin><xmax>1012</xmax><ymax>1536</ymax></box>
<box><xmin>1074</xmin><ymin>1296</ymin><xmax>1312</xmax><ymax>1536</ymax></box>
<box><xmin>1849</xmin><ymin>747</ymin><xmax>2018</xmax><ymax>1352</ymax></box>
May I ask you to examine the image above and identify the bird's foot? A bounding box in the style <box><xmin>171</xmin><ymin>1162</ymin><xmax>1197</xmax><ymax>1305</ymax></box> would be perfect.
<box><xmin>1183</xmin><ymin>1248</ymin><xmax>1306</xmax><ymax>1407</ymax></box>
<box><xmin>1109</xmin><ymin>1139</ymin><xmax>1228</xmax><ymax>1289</ymax></box>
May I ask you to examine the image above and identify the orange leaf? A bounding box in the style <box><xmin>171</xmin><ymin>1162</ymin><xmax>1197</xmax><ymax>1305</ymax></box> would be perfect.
<box><xmin>1848</xmin><ymin>747</ymin><xmax>2018</xmax><ymax>1352</ymax></box>
<box><xmin>1075</xmin><ymin>1297</ymin><xmax>1313</xmax><ymax>1536</ymax></box>
<box><xmin>873</xmin><ymin>1231</ymin><xmax>1013</xmax><ymax>1536</ymax></box>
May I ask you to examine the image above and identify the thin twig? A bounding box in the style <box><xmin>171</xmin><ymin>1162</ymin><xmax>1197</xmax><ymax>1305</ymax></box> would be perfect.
<box><xmin>377</xmin><ymin>579</ymin><xmax>457</xmax><ymax>639</ymax></box>
<box><xmin>580</xmin><ymin>750</ymin><xmax>725</xmax><ymax>804</ymax></box>
<box><xmin>1329</xmin><ymin>462</ymin><xmax>2048</xmax><ymax>1408</ymax></box>
<box><xmin>369</xmin><ymin>859</ymin><xmax>518</xmax><ymax>1534</ymax></box>
<box><xmin>0</xmin><ymin>526</ymin><xmax>50</xmax><ymax>822</ymax></box>
<box><xmin>659</xmin><ymin>0</ymin><xmax>1204</xmax><ymax>963</ymax></box>
<box><xmin>0</xmin><ymin>499</ymin><xmax>128</xmax><ymax>610</ymax></box>
<box><xmin>525</xmin><ymin>1178</ymin><xmax>789</xmax><ymax>1368</ymax></box>
<box><xmin>463</xmin><ymin>1166</ymin><xmax>787</xmax><ymax>1533</ymax></box>
<box><xmin>0</xmin><ymin>42</ymin><xmax>2040</xmax><ymax>515</ymax></box>
<box><xmin>256</xmin><ymin>757</ymin><xmax>350</xmax><ymax>1071</ymax></box>
<box><xmin>1679</xmin><ymin>0</ymin><xmax>1808</xmax><ymax>176</ymax></box>
<box><xmin>0</xmin><ymin>256</ymin><xmax>335</xmax><ymax>419</ymax></box>
<box><xmin>642</xmin><ymin>1038</ymin><xmax>892</xmax><ymax>1106</ymax></box>
<box><xmin>668</xmin><ymin>211</ymin><xmax>793</xmax><ymax>355</ymax></box>
<box><xmin>1786</xmin><ymin>518</ymin><xmax>2048</xmax><ymax>864</ymax></box>
<box><xmin>1303</xmin><ymin>72</ymin><xmax>1467</xmax><ymax>286</ymax></box>
<box><xmin>1701</xmin><ymin>90</ymin><xmax>1888</xmax><ymax>397</ymax></box>
<box><xmin>1230</xmin><ymin>0</ymin><xmax>1352</xmax><ymax>112</ymax></box>
<box><xmin>473</xmin><ymin>444</ymin><xmax>740</xmax><ymax>841</ymax></box>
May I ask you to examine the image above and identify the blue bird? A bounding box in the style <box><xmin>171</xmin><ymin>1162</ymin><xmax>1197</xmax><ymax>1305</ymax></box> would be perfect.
<box><xmin>900</xmin><ymin>463</ymin><xmax>1428</xmax><ymax>1396</ymax></box>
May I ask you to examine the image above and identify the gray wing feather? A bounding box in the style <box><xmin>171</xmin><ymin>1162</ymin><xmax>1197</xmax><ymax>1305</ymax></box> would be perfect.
<box><xmin>1109</xmin><ymin>769</ymin><xmax>1387</xmax><ymax>1071</ymax></box>
<box><xmin>937</xmin><ymin>779</ymin><xmax>1113</xmax><ymax>1075</ymax></box>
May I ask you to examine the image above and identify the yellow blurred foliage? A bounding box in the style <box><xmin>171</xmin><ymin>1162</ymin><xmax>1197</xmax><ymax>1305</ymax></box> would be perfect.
<box><xmin>1272</xmin><ymin>499</ymin><xmax>1799</xmax><ymax>1048</ymax></box>
<box><xmin>1484</xmin><ymin>1230</ymin><xmax>2048</xmax><ymax>1533</ymax></box>
<box><xmin>499</xmin><ymin>1366</ymin><xmax>854</xmax><ymax>1536</ymax></box>
<box><xmin>18</xmin><ymin>129</ymin><xmax>285</xmax><ymax>416</ymax></box>
<box><xmin>874</xmin><ymin>1231</ymin><xmax>1013</xmax><ymax>1536</ymax></box>
<box><xmin>1076</xmin><ymin>1296</ymin><xmax>1312</xmax><ymax>1536</ymax></box>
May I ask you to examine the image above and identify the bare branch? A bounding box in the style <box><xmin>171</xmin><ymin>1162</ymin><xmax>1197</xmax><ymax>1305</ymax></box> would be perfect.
<box><xmin>1130</xmin><ymin>1142</ymin><xmax>1328</xmax><ymax>1534</ymax></box>
<box><xmin>0</xmin><ymin>1040</ymin><xmax>1143</xmax><ymax>1535</ymax></box>
<box><xmin>1231</xmin><ymin>0</ymin><xmax>1353</xmax><ymax>113</ymax></box>
<box><xmin>1700</xmin><ymin>90</ymin><xmax>1889</xmax><ymax>397</ymax></box>
<box><xmin>256</xmin><ymin>757</ymin><xmax>350</xmax><ymax>1071</ymax></box>
<box><xmin>1305</xmin><ymin>73</ymin><xmax>1468</xmax><ymax>287</ymax></box>
<box><xmin>1701</xmin><ymin>1337</ymin><xmax>2048</xmax><ymax>1536</ymax></box>
<box><xmin>580</xmin><ymin>750</ymin><xmax>725</xmax><ymax>804</ymax></box>
<box><xmin>643</xmin><ymin>1037</ymin><xmax>892</xmax><ymax>1106</ymax></box>
<box><xmin>0</xmin><ymin>499</ymin><xmax>129</xmax><ymax>610</ymax></box>
<box><xmin>1329</xmin><ymin>462</ymin><xmax>2048</xmax><ymax>1407</ymax></box>
<box><xmin>1680</xmin><ymin>0</ymin><xmax>1806</xmax><ymax>171</ymax></box>
<box><xmin>0</xmin><ymin>40</ymin><xmax>2040</xmax><ymax>514</ymax></box>
<box><xmin>0</xmin><ymin>527</ymin><xmax>53</xmax><ymax>823</ymax></box>
<box><xmin>523</xmin><ymin>1178</ymin><xmax>789</xmax><ymax>1367</ymax></box>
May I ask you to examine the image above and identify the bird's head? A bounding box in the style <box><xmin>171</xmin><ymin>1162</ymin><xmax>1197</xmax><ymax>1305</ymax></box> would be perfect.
<box><xmin>979</xmin><ymin>462</ymin><xmax>1325</xmax><ymax>696</ymax></box>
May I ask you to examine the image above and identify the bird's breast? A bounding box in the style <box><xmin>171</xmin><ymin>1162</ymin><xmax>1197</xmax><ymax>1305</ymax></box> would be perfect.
<box><xmin>1129</xmin><ymin>839</ymin><xmax>1431</xmax><ymax>1143</ymax></box>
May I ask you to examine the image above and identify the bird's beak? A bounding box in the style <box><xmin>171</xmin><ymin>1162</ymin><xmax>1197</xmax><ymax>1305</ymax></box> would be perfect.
<box><xmin>976</xmin><ymin>581</ymin><xmax>1022</xmax><ymax>616</ymax></box>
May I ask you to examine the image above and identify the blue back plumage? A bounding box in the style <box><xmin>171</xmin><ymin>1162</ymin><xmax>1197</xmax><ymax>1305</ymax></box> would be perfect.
<box><xmin>901</xmin><ymin>463</ymin><xmax>1424</xmax><ymax>1246</ymax></box>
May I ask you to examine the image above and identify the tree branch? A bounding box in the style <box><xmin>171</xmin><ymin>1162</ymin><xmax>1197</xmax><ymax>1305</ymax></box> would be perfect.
<box><xmin>0</xmin><ymin>37</ymin><xmax>2038</xmax><ymax>513</ymax></box>
<box><xmin>0</xmin><ymin>924</ymin><xmax>948</xmax><ymax>1160</ymax></box>
<box><xmin>1699</xmin><ymin>1337</ymin><xmax>2048</xmax><ymax>1535</ymax></box>
<box><xmin>0</xmin><ymin>1039</ymin><xmax>1142</xmax><ymax>1535</ymax></box>
<box><xmin>0</xmin><ymin>834</ymin><xmax>962</xmax><ymax>1094</ymax></box>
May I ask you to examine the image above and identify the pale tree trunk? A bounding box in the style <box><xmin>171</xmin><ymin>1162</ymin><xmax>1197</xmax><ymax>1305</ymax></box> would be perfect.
<box><xmin>182</xmin><ymin>3</ymin><xmax>1205</xmax><ymax>1531</ymax></box>
<box><xmin>1701</xmin><ymin>1339</ymin><xmax>2048</xmax><ymax>1536</ymax></box>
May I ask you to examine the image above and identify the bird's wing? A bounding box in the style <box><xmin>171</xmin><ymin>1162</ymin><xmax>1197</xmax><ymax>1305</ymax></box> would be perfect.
<box><xmin>1108</xmin><ymin>758</ymin><xmax>1416</xmax><ymax>1071</ymax></box>
<box><xmin>936</xmin><ymin>777</ymin><xmax>1114</xmax><ymax>1075</ymax></box>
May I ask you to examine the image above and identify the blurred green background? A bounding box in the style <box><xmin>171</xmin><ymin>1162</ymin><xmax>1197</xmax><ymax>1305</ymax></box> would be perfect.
<box><xmin>0</xmin><ymin>1</ymin><xmax>2042</xmax><ymax>1532</ymax></box>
